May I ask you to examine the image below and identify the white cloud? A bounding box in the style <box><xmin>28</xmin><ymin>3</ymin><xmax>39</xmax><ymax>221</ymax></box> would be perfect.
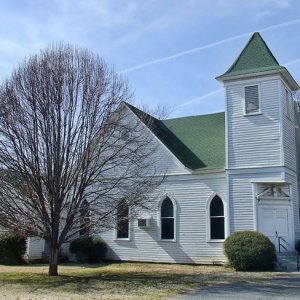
<box><xmin>176</xmin><ymin>89</ymin><xmax>223</xmax><ymax>109</ymax></box>
<box><xmin>120</xmin><ymin>18</ymin><xmax>300</xmax><ymax>74</ymax></box>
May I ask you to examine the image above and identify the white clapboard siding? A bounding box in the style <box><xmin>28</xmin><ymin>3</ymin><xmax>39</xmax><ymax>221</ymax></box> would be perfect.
<box><xmin>150</xmin><ymin>139</ymin><xmax>188</xmax><ymax>175</ymax></box>
<box><xmin>284</xmin><ymin>172</ymin><xmax>300</xmax><ymax>241</ymax></box>
<box><xmin>298</xmin><ymin>178</ymin><xmax>300</xmax><ymax>240</ymax></box>
<box><xmin>279</xmin><ymin>79</ymin><xmax>300</xmax><ymax>240</ymax></box>
<box><xmin>226</xmin><ymin>78</ymin><xmax>281</xmax><ymax>168</ymax></box>
<box><xmin>228</xmin><ymin>169</ymin><xmax>282</xmax><ymax>233</ymax></box>
<box><xmin>295</xmin><ymin>107</ymin><xmax>300</xmax><ymax>177</ymax></box>
<box><xmin>26</xmin><ymin>237</ymin><xmax>45</xmax><ymax>260</ymax></box>
<box><xmin>99</xmin><ymin>173</ymin><xmax>227</xmax><ymax>264</ymax></box>
<box><xmin>25</xmin><ymin>73</ymin><xmax>300</xmax><ymax>262</ymax></box>
<box><xmin>281</xmin><ymin>81</ymin><xmax>297</xmax><ymax>171</ymax></box>
<box><xmin>124</xmin><ymin>105</ymin><xmax>189</xmax><ymax>175</ymax></box>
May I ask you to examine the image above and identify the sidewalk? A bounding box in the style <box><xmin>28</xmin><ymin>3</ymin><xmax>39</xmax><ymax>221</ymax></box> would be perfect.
<box><xmin>170</xmin><ymin>273</ymin><xmax>300</xmax><ymax>300</ymax></box>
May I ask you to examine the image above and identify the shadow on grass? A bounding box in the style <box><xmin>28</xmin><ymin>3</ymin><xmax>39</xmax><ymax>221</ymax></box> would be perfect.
<box><xmin>0</xmin><ymin>264</ymin><xmax>218</xmax><ymax>294</ymax></box>
<box><xmin>0</xmin><ymin>262</ymin><xmax>275</xmax><ymax>296</ymax></box>
<box><xmin>25</xmin><ymin>261</ymin><xmax>111</xmax><ymax>268</ymax></box>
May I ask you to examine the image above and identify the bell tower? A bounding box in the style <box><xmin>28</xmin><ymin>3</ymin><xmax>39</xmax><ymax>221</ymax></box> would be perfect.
<box><xmin>216</xmin><ymin>32</ymin><xmax>300</xmax><ymax>245</ymax></box>
<box><xmin>217</xmin><ymin>32</ymin><xmax>299</xmax><ymax>170</ymax></box>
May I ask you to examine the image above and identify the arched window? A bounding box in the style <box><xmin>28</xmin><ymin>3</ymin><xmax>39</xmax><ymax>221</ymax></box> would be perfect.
<box><xmin>117</xmin><ymin>199</ymin><xmax>129</xmax><ymax>239</ymax></box>
<box><xmin>80</xmin><ymin>200</ymin><xmax>90</xmax><ymax>237</ymax></box>
<box><xmin>210</xmin><ymin>195</ymin><xmax>225</xmax><ymax>240</ymax></box>
<box><xmin>161</xmin><ymin>197</ymin><xmax>175</xmax><ymax>240</ymax></box>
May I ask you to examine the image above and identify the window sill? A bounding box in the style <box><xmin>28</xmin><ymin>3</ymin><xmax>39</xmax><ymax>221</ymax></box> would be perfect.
<box><xmin>243</xmin><ymin>112</ymin><xmax>262</xmax><ymax>117</ymax></box>
<box><xmin>114</xmin><ymin>238</ymin><xmax>131</xmax><ymax>242</ymax></box>
<box><xmin>207</xmin><ymin>239</ymin><xmax>225</xmax><ymax>243</ymax></box>
<box><xmin>158</xmin><ymin>239</ymin><xmax>176</xmax><ymax>242</ymax></box>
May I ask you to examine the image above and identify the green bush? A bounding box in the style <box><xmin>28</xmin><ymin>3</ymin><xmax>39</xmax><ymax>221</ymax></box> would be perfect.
<box><xmin>295</xmin><ymin>239</ymin><xmax>300</xmax><ymax>253</ymax></box>
<box><xmin>224</xmin><ymin>231</ymin><xmax>276</xmax><ymax>271</ymax></box>
<box><xmin>0</xmin><ymin>232</ymin><xmax>26</xmax><ymax>265</ymax></box>
<box><xmin>69</xmin><ymin>236</ymin><xmax>107</xmax><ymax>263</ymax></box>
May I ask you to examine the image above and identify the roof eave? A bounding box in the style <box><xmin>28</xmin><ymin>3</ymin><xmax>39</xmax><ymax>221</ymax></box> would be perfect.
<box><xmin>191</xmin><ymin>167</ymin><xmax>225</xmax><ymax>174</ymax></box>
<box><xmin>280</xmin><ymin>68</ymin><xmax>300</xmax><ymax>91</ymax></box>
<box><xmin>216</xmin><ymin>69</ymin><xmax>299</xmax><ymax>91</ymax></box>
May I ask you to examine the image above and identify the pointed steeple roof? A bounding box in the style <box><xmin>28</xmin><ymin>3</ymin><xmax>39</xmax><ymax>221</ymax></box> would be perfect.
<box><xmin>216</xmin><ymin>32</ymin><xmax>299</xmax><ymax>90</ymax></box>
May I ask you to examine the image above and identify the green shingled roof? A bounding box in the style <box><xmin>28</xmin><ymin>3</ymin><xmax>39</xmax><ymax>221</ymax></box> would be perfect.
<box><xmin>126</xmin><ymin>103</ymin><xmax>225</xmax><ymax>170</ymax></box>
<box><xmin>162</xmin><ymin>113</ymin><xmax>225</xmax><ymax>169</ymax></box>
<box><xmin>216</xmin><ymin>32</ymin><xmax>299</xmax><ymax>90</ymax></box>
<box><xmin>217</xmin><ymin>32</ymin><xmax>284</xmax><ymax>79</ymax></box>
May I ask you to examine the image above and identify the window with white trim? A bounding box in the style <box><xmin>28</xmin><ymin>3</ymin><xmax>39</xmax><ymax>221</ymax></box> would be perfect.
<box><xmin>245</xmin><ymin>85</ymin><xmax>260</xmax><ymax>114</ymax></box>
<box><xmin>285</xmin><ymin>89</ymin><xmax>290</xmax><ymax>118</ymax></box>
<box><xmin>116</xmin><ymin>199</ymin><xmax>129</xmax><ymax>239</ymax></box>
<box><xmin>285</xmin><ymin>89</ymin><xmax>295</xmax><ymax>121</ymax></box>
<box><xmin>209</xmin><ymin>195</ymin><xmax>225</xmax><ymax>240</ymax></box>
<box><xmin>79</xmin><ymin>200</ymin><xmax>90</xmax><ymax>237</ymax></box>
<box><xmin>161</xmin><ymin>197</ymin><xmax>174</xmax><ymax>240</ymax></box>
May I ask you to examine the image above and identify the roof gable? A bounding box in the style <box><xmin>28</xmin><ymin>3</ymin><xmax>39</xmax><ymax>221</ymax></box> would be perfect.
<box><xmin>125</xmin><ymin>103</ymin><xmax>225</xmax><ymax>170</ymax></box>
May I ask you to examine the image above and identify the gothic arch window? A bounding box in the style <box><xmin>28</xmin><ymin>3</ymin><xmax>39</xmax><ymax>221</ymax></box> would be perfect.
<box><xmin>160</xmin><ymin>197</ymin><xmax>175</xmax><ymax>240</ymax></box>
<box><xmin>116</xmin><ymin>199</ymin><xmax>129</xmax><ymax>239</ymax></box>
<box><xmin>80</xmin><ymin>200</ymin><xmax>90</xmax><ymax>237</ymax></box>
<box><xmin>209</xmin><ymin>195</ymin><xmax>225</xmax><ymax>240</ymax></box>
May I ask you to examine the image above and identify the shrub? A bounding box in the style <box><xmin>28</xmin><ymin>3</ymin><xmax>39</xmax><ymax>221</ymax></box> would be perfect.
<box><xmin>224</xmin><ymin>231</ymin><xmax>276</xmax><ymax>271</ymax></box>
<box><xmin>0</xmin><ymin>232</ymin><xmax>26</xmax><ymax>265</ymax></box>
<box><xmin>69</xmin><ymin>236</ymin><xmax>107</xmax><ymax>263</ymax></box>
<box><xmin>295</xmin><ymin>239</ymin><xmax>300</xmax><ymax>253</ymax></box>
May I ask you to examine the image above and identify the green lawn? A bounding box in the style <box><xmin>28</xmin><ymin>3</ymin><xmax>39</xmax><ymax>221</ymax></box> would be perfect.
<box><xmin>0</xmin><ymin>262</ymin><xmax>275</xmax><ymax>299</ymax></box>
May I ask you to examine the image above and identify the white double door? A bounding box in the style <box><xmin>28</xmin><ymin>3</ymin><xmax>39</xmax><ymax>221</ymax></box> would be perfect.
<box><xmin>258</xmin><ymin>204</ymin><xmax>293</xmax><ymax>252</ymax></box>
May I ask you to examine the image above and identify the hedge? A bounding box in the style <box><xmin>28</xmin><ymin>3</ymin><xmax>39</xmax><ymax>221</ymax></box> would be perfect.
<box><xmin>69</xmin><ymin>236</ymin><xmax>107</xmax><ymax>263</ymax></box>
<box><xmin>295</xmin><ymin>239</ymin><xmax>300</xmax><ymax>253</ymax></box>
<box><xmin>224</xmin><ymin>231</ymin><xmax>276</xmax><ymax>271</ymax></box>
<box><xmin>0</xmin><ymin>232</ymin><xmax>26</xmax><ymax>265</ymax></box>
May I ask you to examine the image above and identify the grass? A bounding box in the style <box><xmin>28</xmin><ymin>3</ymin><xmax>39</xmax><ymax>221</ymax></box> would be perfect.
<box><xmin>0</xmin><ymin>262</ymin><xmax>276</xmax><ymax>299</ymax></box>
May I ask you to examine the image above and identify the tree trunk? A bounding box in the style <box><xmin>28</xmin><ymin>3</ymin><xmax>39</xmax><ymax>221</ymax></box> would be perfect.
<box><xmin>48</xmin><ymin>246</ymin><xmax>59</xmax><ymax>276</ymax></box>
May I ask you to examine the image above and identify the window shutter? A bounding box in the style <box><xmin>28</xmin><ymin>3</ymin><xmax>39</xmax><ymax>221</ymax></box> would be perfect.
<box><xmin>245</xmin><ymin>85</ymin><xmax>259</xmax><ymax>114</ymax></box>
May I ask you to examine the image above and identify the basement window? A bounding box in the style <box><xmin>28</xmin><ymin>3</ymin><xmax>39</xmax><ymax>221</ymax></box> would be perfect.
<box><xmin>244</xmin><ymin>85</ymin><xmax>260</xmax><ymax>115</ymax></box>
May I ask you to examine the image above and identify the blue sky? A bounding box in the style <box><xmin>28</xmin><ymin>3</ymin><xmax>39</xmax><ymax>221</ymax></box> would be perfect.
<box><xmin>0</xmin><ymin>0</ymin><xmax>300</xmax><ymax>118</ymax></box>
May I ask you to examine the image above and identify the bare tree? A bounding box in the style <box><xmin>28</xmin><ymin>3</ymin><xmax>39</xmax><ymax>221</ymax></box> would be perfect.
<box><xmin>0</xmin><ymin>44</ymin><xmax>164</xmax><ymax>276</ymax></box>
<box><xmin>293</xmin><ymin>88</ymin><xmax>300</xmax><ymax>114</ymax></box>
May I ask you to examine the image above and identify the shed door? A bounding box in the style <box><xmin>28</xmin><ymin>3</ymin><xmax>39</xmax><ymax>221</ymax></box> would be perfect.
<box><xmin>258</xmin><ymin>205</ymin><xmax>292</xmax><ymax>252</ymax></box>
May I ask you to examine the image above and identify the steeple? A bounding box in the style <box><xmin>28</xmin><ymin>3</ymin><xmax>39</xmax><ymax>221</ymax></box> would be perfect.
<box><xmin>216</xmin><ymin>32</ymin><xmax>299</xmax><ymax>91</ymax></box>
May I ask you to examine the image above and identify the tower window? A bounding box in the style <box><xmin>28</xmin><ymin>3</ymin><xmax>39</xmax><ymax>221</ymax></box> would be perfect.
<box><xmin>285</xmin><ymin>89</ymin><xmax>290</xmax><ymax>118</ymax></box>
<box><xmin>245</xmin><ymin>85</ymin><xmax>260</xmax><ymax>114</ymax></box>
<box><xmin>285</xmin><ymin>89</ymin><xmax>294</xmax><ymax>121</ymax></box>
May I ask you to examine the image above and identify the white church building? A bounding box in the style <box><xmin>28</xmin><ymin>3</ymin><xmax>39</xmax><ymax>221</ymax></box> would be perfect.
<box><xmin>27</xmin><ymin>32</ymin><xmax>300</xmax><ymax>264</ymax></box>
